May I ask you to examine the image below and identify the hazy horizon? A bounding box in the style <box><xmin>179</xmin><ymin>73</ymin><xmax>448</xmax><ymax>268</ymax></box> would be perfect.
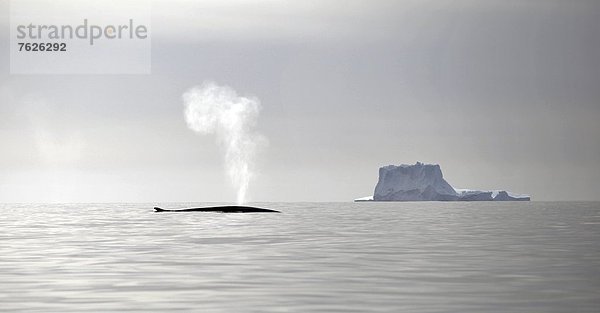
<box><xmin>1</xmin><ymin>0</ymin><xmax>599</xmax><ymax>202</ymax></box>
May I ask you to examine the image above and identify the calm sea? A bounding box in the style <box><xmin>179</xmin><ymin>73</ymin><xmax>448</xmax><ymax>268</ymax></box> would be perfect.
<box><xmin>0</xmin><ymin>202</ymin><xmax>598</xmax><ymax>312</ymax></box>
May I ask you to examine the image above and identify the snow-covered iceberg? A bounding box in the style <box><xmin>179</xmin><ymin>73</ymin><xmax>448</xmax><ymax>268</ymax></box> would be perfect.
<box><xmin>355</xmin><ymin>162</ymin><xmax>530</xmax><ymax>202</ymax></box>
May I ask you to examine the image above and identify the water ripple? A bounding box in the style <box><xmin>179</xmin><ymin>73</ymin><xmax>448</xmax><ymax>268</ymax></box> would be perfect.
<box><xmin>0</xmin><ymin>202</ymin><xmax>599</xmax><ymax>312</ymax></box>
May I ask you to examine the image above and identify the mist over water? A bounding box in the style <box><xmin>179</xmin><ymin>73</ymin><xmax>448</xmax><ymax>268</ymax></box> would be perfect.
<box><xmin>183</xmin><ymin>82</ymin><xmax>266</xmax><ymax>204</ymax></box>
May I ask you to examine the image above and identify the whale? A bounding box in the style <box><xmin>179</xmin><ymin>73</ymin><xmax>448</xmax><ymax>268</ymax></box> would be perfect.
<box><xmin>154</xmin><ymin>206</ymin><xmax>280</xmax><ymax>213</ymax></box>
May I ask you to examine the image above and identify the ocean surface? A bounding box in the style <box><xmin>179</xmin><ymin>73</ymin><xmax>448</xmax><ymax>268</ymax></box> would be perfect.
<box><xmin>0</xmin><ymin>202</ymin><xmax>599</xmax><ymax>312</ymax></box>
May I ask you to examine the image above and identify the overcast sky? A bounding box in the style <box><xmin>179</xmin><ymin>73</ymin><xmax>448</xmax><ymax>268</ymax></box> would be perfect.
<box><xmin>0</xmin><ymin>0</ymin><xmax>599</xmax><ymax>202</ymax></box>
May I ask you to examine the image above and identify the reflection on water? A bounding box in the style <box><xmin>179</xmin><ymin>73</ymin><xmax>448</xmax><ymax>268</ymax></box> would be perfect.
<box><xmin>0</xmin><ymin>202</ymin><xmax>599</xmax><ymax>312</ymax></box>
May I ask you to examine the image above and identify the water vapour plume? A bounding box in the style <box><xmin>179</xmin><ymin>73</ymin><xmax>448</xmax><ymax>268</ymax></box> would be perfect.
<box><xmin>183</xmin><ymin>82</ymin><xmax>266</xmax><ymax>204</ymax></box>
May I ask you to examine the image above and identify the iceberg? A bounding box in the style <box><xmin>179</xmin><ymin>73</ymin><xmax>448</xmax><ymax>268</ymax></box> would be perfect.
<box><xmin>355</xmin><ymin>162</ymin><xmax>530</xmax><ymax>202</ymax></box>
<box><xmin>354</xmin><ymin>196</ymin><xmax>374</xmax><ymax>202</ymax></box>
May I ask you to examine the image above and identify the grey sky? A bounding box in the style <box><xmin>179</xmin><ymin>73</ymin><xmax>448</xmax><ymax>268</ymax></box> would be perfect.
<box><xmin>0</xmin><ymin>0</ymin><xmax>599</xmax><ymax>202</ymax></box>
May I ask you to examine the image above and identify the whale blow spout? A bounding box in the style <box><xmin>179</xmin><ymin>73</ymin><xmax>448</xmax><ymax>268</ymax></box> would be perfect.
<box><xmin>154</xmin><ymin>206</ymin><xmax>280</xmax><ymax>213</ymax></box>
